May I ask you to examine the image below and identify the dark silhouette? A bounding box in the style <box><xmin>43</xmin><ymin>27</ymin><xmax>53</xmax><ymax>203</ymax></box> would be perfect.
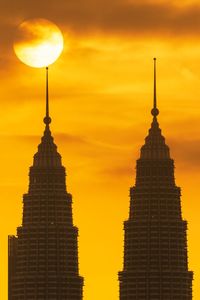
<box><xmin>119</xmin><ymin>59</ymin><xmax>193</xmax><ymax>299</ymax></box>
<box><xmin>8</xmin><ymin>67</ymin><xmax>83</xmax><ymax>299</ymax></box>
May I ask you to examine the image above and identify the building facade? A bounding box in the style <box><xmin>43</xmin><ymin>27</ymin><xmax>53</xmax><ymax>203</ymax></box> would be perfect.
<box><xmin>8</xmin><ymin>68</ymin><xmax>83</xmax><ymax>299</ymax></box>
<box><xmin>119</xmin><ymin>59</ymin><xmax>193</xmax><ymax>299</ymax></box>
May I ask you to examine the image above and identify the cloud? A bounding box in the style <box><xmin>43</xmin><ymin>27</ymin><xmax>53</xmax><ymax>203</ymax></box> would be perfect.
<box><xmin>1</xmin><ymin>0</ymin><xmax>200</xmax><ymax>72</ymax></box>
<box><xmin>99</xmin><ymin>137</ymin><xmax>200</xmax><ymax>181</ymax></box>
<box><xmin>5</xmin><ymin>132</ymin><xmax>90</xmax><ymax>146</ymax></box>
<box><xmin>169</xmin><ymin>138</ymin><xmax>200</xmax><ymax>171</ymax></box>
<box><xmin>2</xmin><ymin>0</ymin><xmax>200</xmax><ymax>37</ymax></box>
<box><xmin>101</xmin><ymin>164</ymin><xmax>134</xmax><ymax>179</ymax></box>
<box><xmin>55</xmin><ymin>132</ymin><xmax>89</xmax><ymax>145</ymax></box>
<box><xmin>1</xmin><ymin>0</ymin><xmax>200</xmax><ymax>43</ymax></box>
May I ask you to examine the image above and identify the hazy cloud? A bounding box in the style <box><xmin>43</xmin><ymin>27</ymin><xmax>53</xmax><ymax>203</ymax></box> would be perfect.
<box><xmin>1</xmin><ymin>0</ymin><xmax>200</xmax><ymax>36</ymax></box>
<box><xmin>0</xmin><ymin>1</ymin><xmax>200</xmax><ymax>41</ymax></box>
<box><xmin>101</xmin><ymin>164</ymin><xmax>134</xmax><ymax>179</ymax></box>
<box><xmin>6</xmin><ymin>132</ymin><xmax>90</xmax><ymax>146</ymax></box>
<box><xmin>169</xmin><ymin>138</ymin><xmax>200</xmax><ymax>171</ymax></box>
<box><xmin>0</xmin><ymin>0</ymin><xmax>200</xmax><ymax>69</ymax></box>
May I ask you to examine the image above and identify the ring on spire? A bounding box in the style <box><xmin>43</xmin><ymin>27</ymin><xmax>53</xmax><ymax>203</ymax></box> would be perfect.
<box><xmin>151</xmin><ymin>107</ymin><xmax>159</xmax><ymax>117</ymax></box>
<box><xmin>43</xmin><ymin>116</ymin><xmax>52</xmax><ymax>125</ymax></box>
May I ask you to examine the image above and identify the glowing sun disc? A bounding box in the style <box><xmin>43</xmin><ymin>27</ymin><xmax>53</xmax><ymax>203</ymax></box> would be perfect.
<box><xmin>14</xmin><ymin>18</ymin><xmax>64</xmax><ymax>68</ymax></box>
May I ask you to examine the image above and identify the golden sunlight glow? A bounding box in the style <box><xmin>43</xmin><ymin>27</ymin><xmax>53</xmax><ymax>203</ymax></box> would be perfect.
<box><xmin>14</xmin><ymin>18</ymin><xmax>64</xmax><ymax>68</ymax></box>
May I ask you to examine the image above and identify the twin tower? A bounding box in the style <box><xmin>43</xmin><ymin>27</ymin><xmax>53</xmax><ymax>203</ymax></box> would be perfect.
<box><xmin>8</xmin><ymin>60</ymin><xmax>193</xmax><ymax>299</ymax></box>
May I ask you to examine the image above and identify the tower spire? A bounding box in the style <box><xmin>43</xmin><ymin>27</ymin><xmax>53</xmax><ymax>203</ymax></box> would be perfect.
<box><xmin>151</xmin><ymin>58</ymin><xmax>159</xmax><ymax>117</ymax></box>
<box><xmin>44</xmin><ymin>67</ymin><xmax>51</xmax><ymax>126</ymax></box>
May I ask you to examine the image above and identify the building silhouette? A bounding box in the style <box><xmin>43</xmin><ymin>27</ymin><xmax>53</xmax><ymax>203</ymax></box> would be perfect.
<box><xmin>8</xmin><ymin>68</ymin><xmax>83</xmax><ymax>299</ymax></box>
<box><xmin>119</xmin><ymin>59</ymin><xmax>193</xmax><ymax>299</ymax></box>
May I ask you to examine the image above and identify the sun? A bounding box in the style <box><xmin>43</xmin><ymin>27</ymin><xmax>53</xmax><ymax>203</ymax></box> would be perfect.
<box><xmin>14</xmin><ymin>18</ymin><xmax>64</xmax><ymax>68</ymax></box>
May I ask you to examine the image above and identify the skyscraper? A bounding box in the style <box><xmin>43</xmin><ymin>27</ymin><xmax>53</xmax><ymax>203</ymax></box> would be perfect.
<box><xmin>119</xmin><ymin>59</ymin><xmax>193</xmax><ymax>299</ymax></box>
<box><xmin>8</xmin><ymin>68</ymin><xmax>83</xmax><ymax>299</ymax></box>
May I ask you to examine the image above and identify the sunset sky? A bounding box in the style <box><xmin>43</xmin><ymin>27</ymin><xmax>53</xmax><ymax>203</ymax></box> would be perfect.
<box><xmin>0</xmin><ymin>0</ymin><xmax>200</xmax><ymax>299</ymax></box>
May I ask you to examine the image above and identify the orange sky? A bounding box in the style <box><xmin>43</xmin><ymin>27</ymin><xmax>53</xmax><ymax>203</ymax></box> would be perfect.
<box><xmin>0</xmin><ymin>1</ymin><xmax>200</xmax><ymax>299</ymax></box>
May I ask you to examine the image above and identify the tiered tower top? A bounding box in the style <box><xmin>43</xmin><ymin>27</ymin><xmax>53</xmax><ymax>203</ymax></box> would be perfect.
<box><xmin>140</xmin><ymin>58</ymin><xmax>170</xmax><ymax>160</ymax></box>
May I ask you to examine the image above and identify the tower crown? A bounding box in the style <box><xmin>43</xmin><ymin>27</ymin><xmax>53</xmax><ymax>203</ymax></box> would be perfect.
<box><xmin>140</xmin><ymin>58</ymin><xmax>170</xmax><ymax>160</ymax></box>
<box><xmin>32</xmin><ymin>67</ymin><xmax>62</xmax><ymax>168</ymax></box>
